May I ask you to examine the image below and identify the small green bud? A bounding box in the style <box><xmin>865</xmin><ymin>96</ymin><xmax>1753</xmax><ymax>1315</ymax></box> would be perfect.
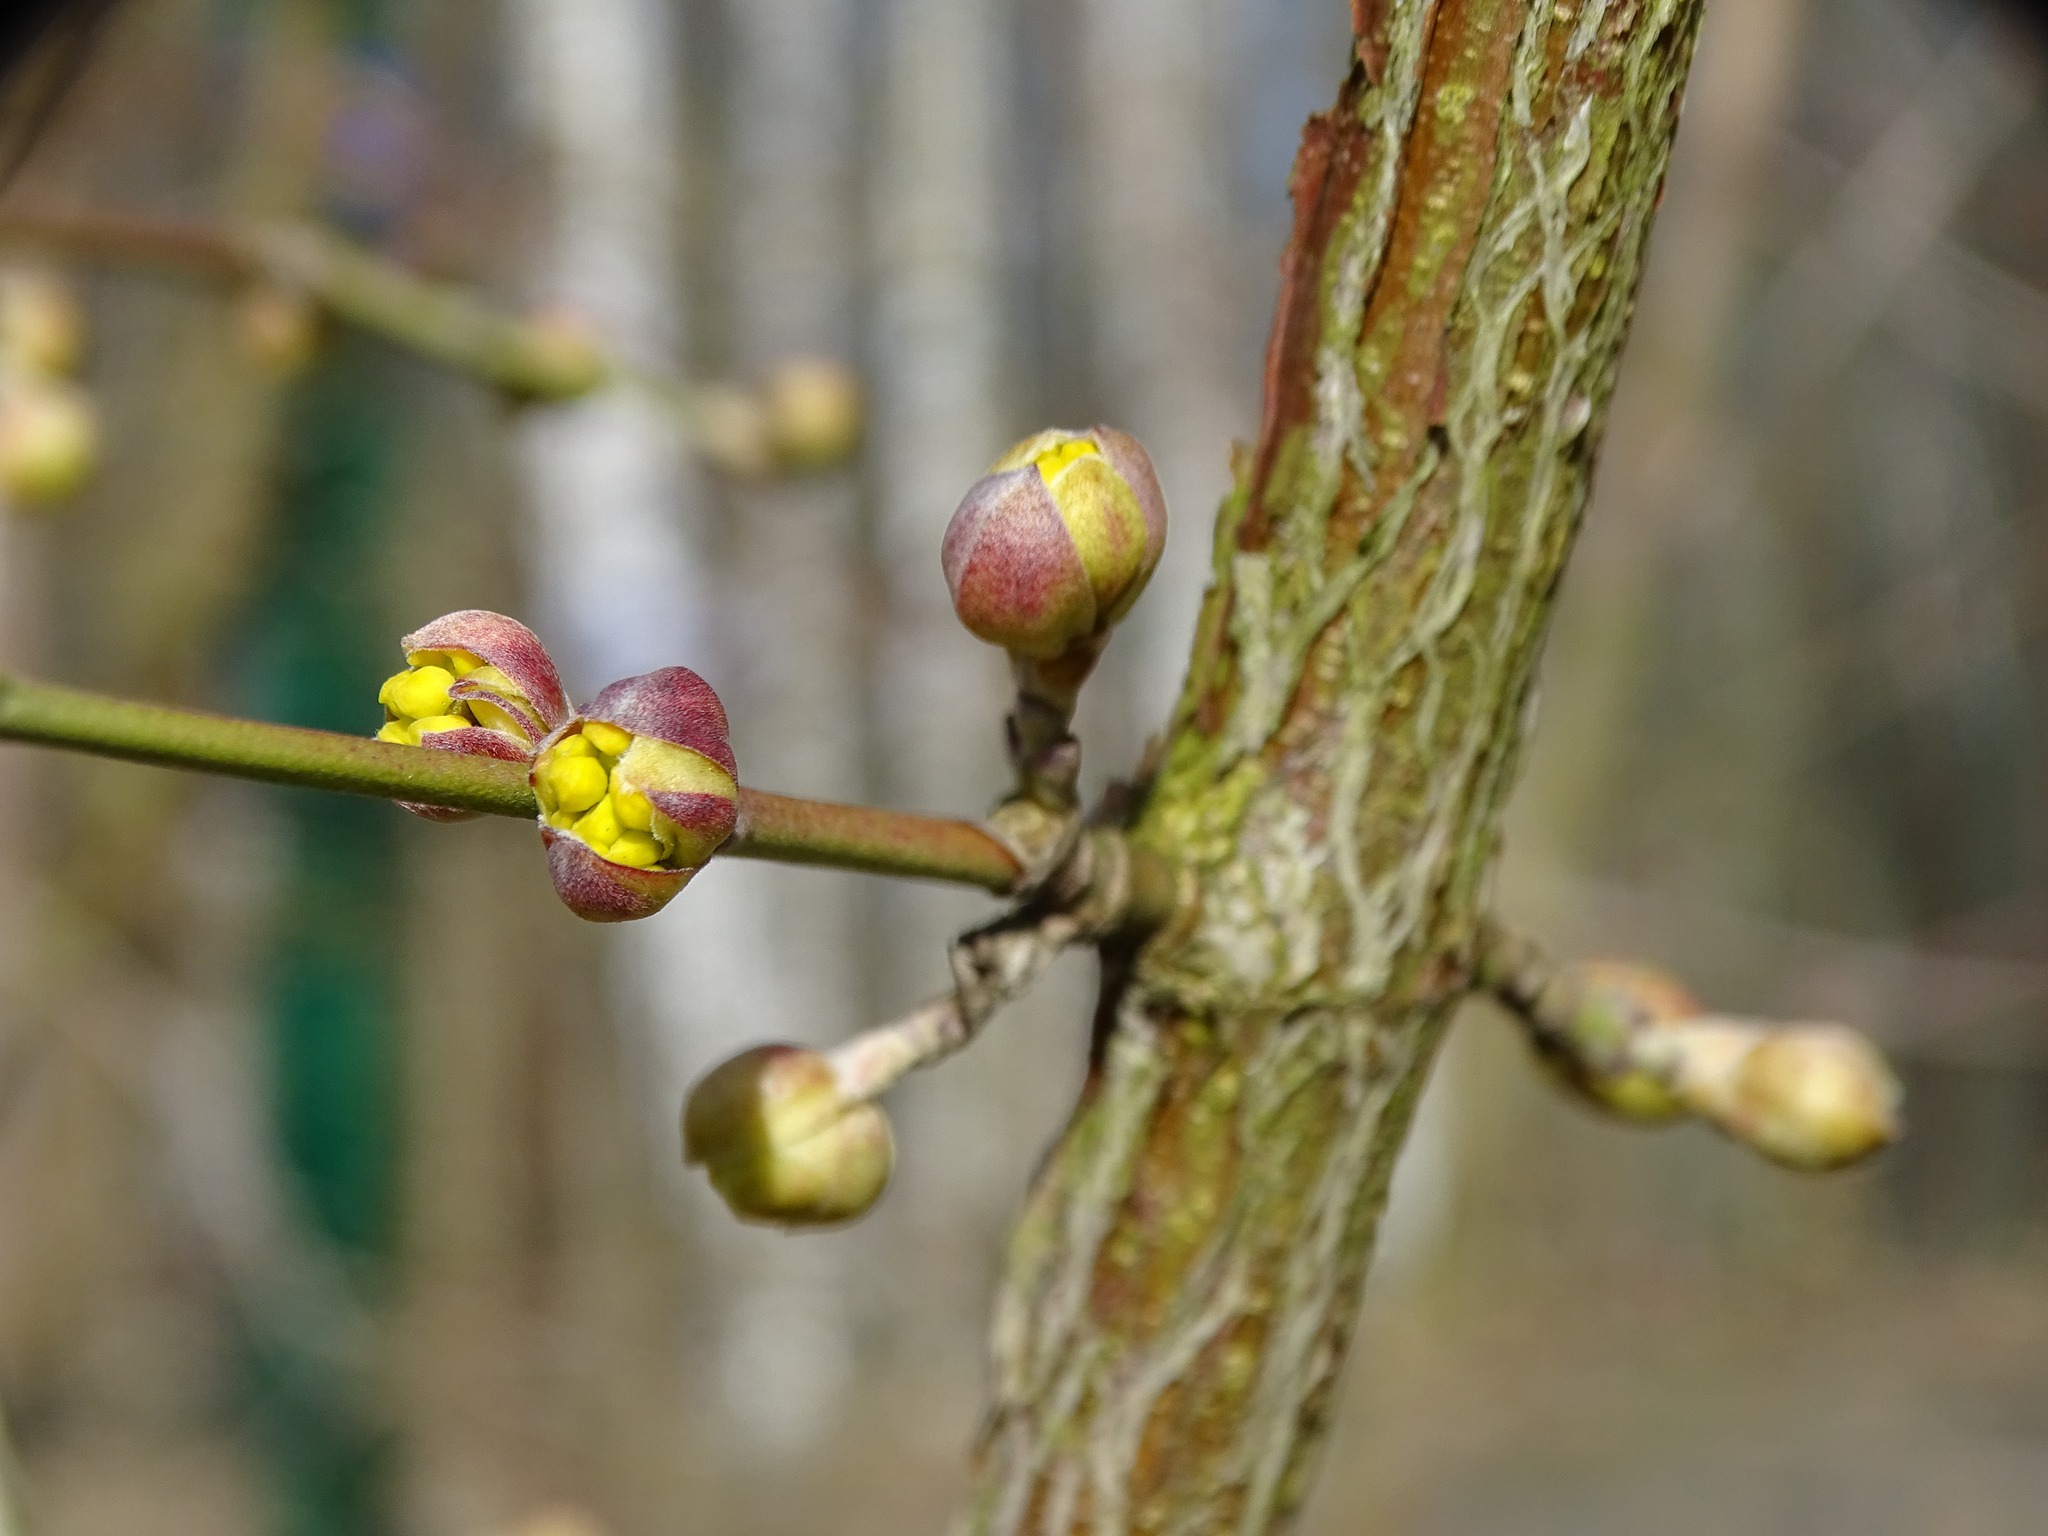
<box><xmin>762</xmin><ymin>356</ymin><xmax>864</xmax><ymax>471</ymax></box>
<box><xmin>1555</xmin><ymin>960</ymin><xmax>1704</xmax><ymax>1122</ymax></box>
<box><xmin>0</xmin><ymin>380</ymin><xmax>97</xmax><ymax>506</ymax></box>
<box><xmin>682</xmin><ymin>1044</ymin><xmax>894</xmax><ymax>1227</ymax></box>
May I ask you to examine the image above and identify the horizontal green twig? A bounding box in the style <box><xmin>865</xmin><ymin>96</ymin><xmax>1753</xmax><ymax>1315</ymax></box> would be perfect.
<box><xmin>0</xmin><ymin>672</ymin><xmax>1024</xmax><ymax>893</ymax></box>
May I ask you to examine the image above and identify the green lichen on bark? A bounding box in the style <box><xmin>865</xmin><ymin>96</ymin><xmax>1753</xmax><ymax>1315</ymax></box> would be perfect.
<box><xmin>963</xmin><ymin>2</ymin><xmax>1705</xmax><ymax>1532</ymax></box>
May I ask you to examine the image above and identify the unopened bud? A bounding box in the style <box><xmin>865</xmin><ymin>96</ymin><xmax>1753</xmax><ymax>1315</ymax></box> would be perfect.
<box><xmin>1723</xmin><ymin>1026</ymin><xmax>1901</xmax><ymax>1172</ymax></box>
<box><xmin>942</xmin><ymin>426</ymin><xmax>1167</xmax><ymax>659</ymax></box>
<box><xmin>376</xmin><ymin>610</ymin><xmax>570</xmax><ymax>821</ymax></box>
<box><xmin>532</xmin><ymin>667</ymin><xmax>739</xmax><ymax>921</ymax></box>
<box><xmin>762</xmin><ymin>356</ymin><xmax>863</xmax><ymax>471</ymax></box>
<box><xmin>505</xmin><ymin>304</ymin><xmax>609</xmax><ymax>401</ymax></box>
<box><xmin>682</xmin><ymin>1044</ymin><xmax>894</xmax><ymax>1227</ymax></box>
<box><xmin>1558</xmin><ymin>960</ymin><xmax>1702</xmax><ymax>1122</ymax></box>
<box><xmin>236</xmin><ymin>283</ymin><xmax>323</xmax><ymax>376</ymax></box>
<box><xmin>0</xmin><ymin>380</ymin><xmax>97</xmax><ymax>506</ymax></box>
<box><xmin>692</xmin><ymin>383</ymin><xmax>775</xmax><ymax>479</ymax></box>
<box><xmin>0</xmin><ymin>269</ymin><xmax>83</xmax><ymax>377</ymax></box>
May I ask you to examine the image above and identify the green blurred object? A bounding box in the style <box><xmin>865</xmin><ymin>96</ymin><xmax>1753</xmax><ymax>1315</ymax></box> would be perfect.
<box><xmin>240</xmin><ymin>334</ymin><xmax>404</xmax><ymax>1536</ymax></box>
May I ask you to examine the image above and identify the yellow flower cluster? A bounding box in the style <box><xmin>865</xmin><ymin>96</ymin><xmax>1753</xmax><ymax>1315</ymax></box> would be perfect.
<box><xmin>375</xmin><ymin>648</ymin><xmax>534</xmax><ymax>745</ymax></box>
<box><xmin>532</xmin><ymin>721</ymin><xmax>731</xmax><ymax>871</ymax></box>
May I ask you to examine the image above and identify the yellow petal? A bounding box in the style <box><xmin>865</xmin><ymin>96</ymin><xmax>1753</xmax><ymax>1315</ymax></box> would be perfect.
<box><xmin>386</xmin><ymin>665</ymin><xmax>457</xmax><ymax>721</ymax></box>
<box><xmin>582</xmin><ymin>720</ymin><xmax>633</xmax><ymax>757</ymax></box>
<box><xmin>612</xmin><ymin>780</ymin><xmax>655</xmax><ymax>832</ymax></box>
<box><xmin>375</xmin><ymin>721</ymin><xmax>413</xmax><ymax>746</ymax></box>
<box><xmin>572</xmin><ymin>797</ymin><xmax>622</xmax><ymax>848</ymax></box>
<box><xmin>542</xmin><ymin>754</ymin><xmax>609</xmax><ymax>815</ymax></box>
<box><xmin>606</xmin><ymin>831</ymin><xmax>663</xmax><ymax>868</ymax></box>
<box><xmin>412</xmin><ymin>714</ymin><xmax>470</xmax><ymax>738</ymax></box>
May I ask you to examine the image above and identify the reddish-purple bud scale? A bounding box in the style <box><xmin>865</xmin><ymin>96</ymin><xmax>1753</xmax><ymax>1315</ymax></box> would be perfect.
<box><xmin>402</xmin><ymin>609</ymin><xmax>570</xmax><ymax>730</ymax></box>
<box><xmin>581</xmin><ymin>667</ymin><xmax>737</xmax><ymax>777</ymax></box>
<box><xmin>541</xmin><ymin>831</ymin><xmax>696</xmax><ymax>922</ymax></box>
<box><xmin>941</xmin><ymin>426</ymin><xmax>1168</xmax><ymax>659</ymax></box>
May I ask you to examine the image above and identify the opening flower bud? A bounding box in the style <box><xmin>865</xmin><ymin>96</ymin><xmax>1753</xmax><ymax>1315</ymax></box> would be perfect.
<box><xmin>762</xmin><ymin>356</ymin><xmax>864</xmax><ymax>472</ymax></box>
<box><xmin>682</xmin><ymin>1044</ymin><xmax>894</xmax><ymax>1227</ymax></box>
<box><xmin>1723</xmin><ymin>1026</ymin><xmax>1901</xmax><ymax>1172</ymax></box>
<box><xmin>942</xmin><ymin>426</ymin><xmax>1167</xmax><ymax>660</ymax></box>
<box><xmin>0</xmin><ymin>380</ymin><xmax>98</xmax><ymax>506</ymax></box>
<box><xmin>375</xmin><ymin>610</ymin><xmax>570</xmax><ymax>821</ymax></box>
<box><xmin>532</xmin><ymin>667</ymin><xmax>739</xmax><ymax>921</ymax></box>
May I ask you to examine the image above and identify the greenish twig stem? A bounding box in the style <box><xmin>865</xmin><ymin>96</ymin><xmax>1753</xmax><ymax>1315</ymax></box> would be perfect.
<box><xmin>0</xmin><ymin>672</ymin><xmax>1025</xmax><ymax>893</ymax></box>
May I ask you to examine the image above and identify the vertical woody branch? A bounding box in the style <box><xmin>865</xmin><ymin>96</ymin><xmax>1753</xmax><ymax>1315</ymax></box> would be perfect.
<box><xmin>965</xmin><ymin>3</ymin><xmax>1706</xmax><ymax>1533</ymax></box>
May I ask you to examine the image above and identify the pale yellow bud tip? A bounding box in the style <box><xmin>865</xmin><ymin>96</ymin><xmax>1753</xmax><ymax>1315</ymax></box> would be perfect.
<box><xmin>0</xmin><ymin>382</ymin><xmax>98</xmax><ymax>506</ymax></box>
<box><xmin>1728</xmin><ymin>1026</ymin><xmax>1901</xmax><ymax>1172</ymax></box>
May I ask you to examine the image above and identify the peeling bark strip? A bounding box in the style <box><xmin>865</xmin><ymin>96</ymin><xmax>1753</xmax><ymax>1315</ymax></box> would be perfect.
<box><xmin>964</xmin><ymin>4</ymin><xmax>1703</xmax><ymax>1534</ymax></box>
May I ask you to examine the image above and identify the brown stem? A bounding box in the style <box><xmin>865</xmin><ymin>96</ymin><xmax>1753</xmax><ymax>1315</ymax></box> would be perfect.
<box><xmin>964</xmin><ymin>5</ymin><xmax>1718</xmax><ymax>1532</ymax></box>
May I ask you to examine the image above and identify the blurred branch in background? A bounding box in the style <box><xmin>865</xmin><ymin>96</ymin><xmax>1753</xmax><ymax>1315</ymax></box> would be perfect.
<box><xmin>0</xmin><ymin>206</ymin><xmax>861</xmax><ymax>478</ymax></box>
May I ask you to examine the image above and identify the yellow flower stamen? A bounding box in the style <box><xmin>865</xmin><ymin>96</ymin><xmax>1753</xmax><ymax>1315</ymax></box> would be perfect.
<box><xmin>1031</xmin><ymin>436</ymin><xmax>1098</xmax><ymax>480</ymax></box>
<box><xmin>375</xmin><ymin>648</ymin><xmax>543</xmax><ymax>749</ymax></box>
<box><xmin>581</xmin><ymin>720</ymin><xmax>632</xmax><ymax>757</ymax></box>
<box><xmin>528</xmin><ymin>721</ymin><xmax>732</xmax><ymax>872</ymax></box>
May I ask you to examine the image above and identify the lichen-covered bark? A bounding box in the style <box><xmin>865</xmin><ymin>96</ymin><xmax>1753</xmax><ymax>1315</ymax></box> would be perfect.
<box><xmin>963</xmin><ymin>4</ymin><xmax>1705</xmax><ymax>1532</ymax></box>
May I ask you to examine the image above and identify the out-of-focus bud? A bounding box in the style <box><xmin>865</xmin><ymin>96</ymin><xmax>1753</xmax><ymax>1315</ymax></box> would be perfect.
<box><xmin>375</xmin><ymin>610</ymin><xmax>570</xmax><ymax>821</ymax></box>
<box><xmin>0</xmin><ymin>269</ymin><xmax>84</xmax><ymax>378</ymax></box>
<box><xmin>504</xmin><ymin>304</ymin><xmax>610</xmax><ymax>402</ymax></box>
<box><xmin>1718</xmin><ymin>1025</ymin><xmax>1901</xmax><ymax>1172</ymax></box>
<box><xmin>762</xmin><ymin>356</ymin><xmax>863</xmax><ymax>472</ymax></box>
<box><xmin>236</xmin><ymin>283</ymin><xmax>324</xmax><ymax>376</ymax></box>
<box><xmin>691</xmin><ymin>383</ymin><xmax>775</xmax><ymax>479</ymax></box>
<box><xmin>0</xmin><ymin>380</ymin><xmax>98</xmax><ymax>506</ymax></box>
<box><xmin>682</xmin><ymin>1044</ymin><xmax>894</xmax><ymax>1227</ymax></box>
<box><xmin>531</xmin><ymin>667</ymin><xmax>739</xmax><ymax>921</ymax></box>
<box><xmin>942</xmin><ymin>426</ymin><xmax>1167</xmax><ymax>660</ymax></box>
<box><xmin>1555</xmin><ymin>960</ymin><xmax>1702</xmax><ymax>1122</ymax></box>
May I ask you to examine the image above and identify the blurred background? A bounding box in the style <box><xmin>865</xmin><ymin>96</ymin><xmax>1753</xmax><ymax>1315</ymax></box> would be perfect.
<box><xmin>0</xmin><ymin>0</ymin><xmax>2044</xmax><ymax>1532</ymax></box>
